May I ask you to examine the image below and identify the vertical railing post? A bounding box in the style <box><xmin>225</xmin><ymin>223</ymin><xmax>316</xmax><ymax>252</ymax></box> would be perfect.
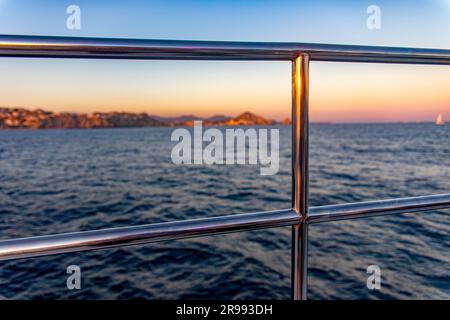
<box><xmin>291</xmin><ymin>54</ymin><xmax>310</xmax><ymax>300</ymax></box>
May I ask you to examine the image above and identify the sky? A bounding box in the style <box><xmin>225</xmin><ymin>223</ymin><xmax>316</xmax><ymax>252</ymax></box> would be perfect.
<box><xmin>0</xmin><ymin>0</ymin><xmax>449</xmax><ymax>122</ymax></box>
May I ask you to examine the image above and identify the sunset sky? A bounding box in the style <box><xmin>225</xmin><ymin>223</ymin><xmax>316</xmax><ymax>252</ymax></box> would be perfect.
<box><xmin>0</xmin><ymin>0</ymin><xmax>449</xmax><ymax>122</ymax></box>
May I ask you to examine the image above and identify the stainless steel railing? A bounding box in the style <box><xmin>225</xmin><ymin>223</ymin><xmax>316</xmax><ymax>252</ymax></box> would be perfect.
<box><xmin>0</xmin><ymin>35</ymin><xmax>449</xmax><ymax>300</ymax></box>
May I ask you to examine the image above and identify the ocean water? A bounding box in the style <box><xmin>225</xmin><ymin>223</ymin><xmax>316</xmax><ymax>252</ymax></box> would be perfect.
<box><xmin>0</xmin><ymin>124</ymin><xmax>448</xmax><ymax>299</ymax></box>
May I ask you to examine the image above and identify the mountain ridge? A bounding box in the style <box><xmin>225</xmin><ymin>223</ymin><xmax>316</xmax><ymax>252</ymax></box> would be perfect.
<box><xmin>0</xmin><ymin>107</ymin><xmax>287</xmax><ymax>129</ymax></box>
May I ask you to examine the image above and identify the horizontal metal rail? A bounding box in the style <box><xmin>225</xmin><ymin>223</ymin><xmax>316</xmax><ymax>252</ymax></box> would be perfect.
<box><xmin>308</xmin><ymin>193</ymin><xmax>450</xmax><ymax>224</ymax></box>
<box><xmin>0</xmin><ymin>209</ymin><xmax>299</xmax><ymax>261</ymax></box>
<box><xmin>1</xmin><ymin>35</ymin><xmax>450</xmax><ymax>64</ymax></box>
<box><xmin>0</xmin><ymin>194</ymin><xmax>449</xmax><ymax>261</ymax></box>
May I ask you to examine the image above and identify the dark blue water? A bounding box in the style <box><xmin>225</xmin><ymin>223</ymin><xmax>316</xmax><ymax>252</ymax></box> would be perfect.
<box><xmin>0</xmin><ymin>124</ymin><xmax>449</xmax><ymax>299</ymax></box>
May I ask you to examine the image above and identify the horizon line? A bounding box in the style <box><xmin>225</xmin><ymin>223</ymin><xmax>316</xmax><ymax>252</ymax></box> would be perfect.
<box><xmin>0</xmin><ymin>105</ymin><xmax>446</xmax><ymax>125</ymax></box>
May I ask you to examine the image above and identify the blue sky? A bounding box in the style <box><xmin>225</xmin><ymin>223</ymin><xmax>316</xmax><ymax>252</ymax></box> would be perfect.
<box><xmin>0</xmin><ymin>0</ymin><xmax>449</xmax><ymax>48</ymax></box>
<box><xmin>0</xmin><ymin>1</ymin><xmax>449</xmax><ymax>122</ymax></box>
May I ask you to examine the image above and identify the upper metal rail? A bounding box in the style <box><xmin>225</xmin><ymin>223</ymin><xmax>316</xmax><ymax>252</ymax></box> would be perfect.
<box><xmin>1</xmin><ymin>35</ymin><xmax>450</xmax><ymax>64</ymax></box>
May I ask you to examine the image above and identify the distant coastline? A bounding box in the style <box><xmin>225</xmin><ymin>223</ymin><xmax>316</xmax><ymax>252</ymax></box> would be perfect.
<box><xmin>0</xmin><ymin>107</ymin><xmax>290</xmax><ymax>130</ymax></box>
<box><xmin>0</xmin><ymin>107</ymin><xmax>444</xmax><ymax>129</ymax></box>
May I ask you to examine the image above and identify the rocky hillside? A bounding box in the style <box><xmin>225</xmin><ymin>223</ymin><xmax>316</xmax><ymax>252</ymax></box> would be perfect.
<box><xmin>175</xmin><ymin>112</ymin><xmax>277</xmax><ymax>127</ymax></box>
<box><xmin>0</xmin><ymin>107</ymin><xmax>284</xmax><ymax>129</ymax></box>
<box><xmin>0</xmin><ymin>108</ymin><xmax>164</xmax><ymax>129</ymax></box>
<box><xmin>221</xmin><ymin>112</ymin><xmax>276</xmax><ymax>126</ymax></box>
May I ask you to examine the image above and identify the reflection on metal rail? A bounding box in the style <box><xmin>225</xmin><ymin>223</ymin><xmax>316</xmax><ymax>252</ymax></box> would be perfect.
<box><xmin>0</xmin><ymin>35</ymin><xmax>449</xmax><ymax>300</ymax></box>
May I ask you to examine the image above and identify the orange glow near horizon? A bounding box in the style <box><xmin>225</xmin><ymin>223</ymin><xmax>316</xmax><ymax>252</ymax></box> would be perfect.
<box><xmin>0</xmin><ymin>59</ymin><xmax>291</xmax><ymax>120</ymax></box>
<box><xmin>310</xmin><ymin>62</ymin><xmax>450</xmax><ymax>123</ymax></box>
<box><xmin>0</xmin><ymin>58</ymin><xmax>449</xmax><ymax>122</ymax></box>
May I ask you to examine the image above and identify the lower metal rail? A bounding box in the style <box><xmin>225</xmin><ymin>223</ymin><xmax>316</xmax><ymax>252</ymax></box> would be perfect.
<box><xmin>0</xmin><ymin>194</ymin><xmax>448</xmax><ymax>262</ymax></box>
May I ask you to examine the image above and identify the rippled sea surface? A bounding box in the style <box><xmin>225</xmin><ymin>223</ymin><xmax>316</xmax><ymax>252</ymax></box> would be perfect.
<box><xmin>0</xmin><ymin>124</ymin><xmax>449</xmax><ymax>299</ymax></box>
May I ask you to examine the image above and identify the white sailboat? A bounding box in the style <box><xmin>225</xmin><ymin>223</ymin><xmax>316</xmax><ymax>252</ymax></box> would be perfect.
<box><xmin>436</xmin><ymin>113</ymin><xmax>445</xmax><ymax>126</ymax></box>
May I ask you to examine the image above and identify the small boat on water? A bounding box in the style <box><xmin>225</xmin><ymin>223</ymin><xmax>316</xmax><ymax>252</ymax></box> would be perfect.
<box><xmin>436</xmin><ymin>113</ymin><xmax>445</xmax><ymax>125</ymax></box>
